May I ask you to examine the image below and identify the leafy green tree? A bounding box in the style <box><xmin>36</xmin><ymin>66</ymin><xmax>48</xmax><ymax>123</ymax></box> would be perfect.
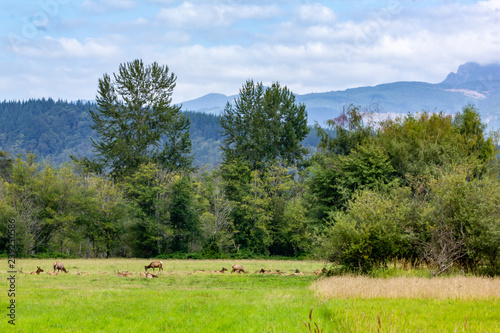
<box><xmin>315</xmin><ymin>104</ymin><xmax>373</xmax><ymax>156</ymax></box>
<box><xmin>421</xmin><ymin>165</ymin><xmax>500</xmax><ymax>275</ymax></box>
<box><xmin>453</xmin><ymin>104</ymin><xmax>496</xmax><ymax>163</ymax></box>
<box><xmin>197</xmin><ymin>172</ymin><xmax>235</xmax><ymax>255</ymax></box>
<box><xmin>320</xmin><ymin>187</ymin><xmax>416</xmax><ymax>272</ymax></box>
<box><xmin>168</xmin><ymin>174</ymin><xmax>200</xmax><ymax>253</ymax></box>
<box><xmin>377</xmin><ymin>111</ymin><xmax>468</xmax><ymax>179</ymax></box>
<box><xmin>219</xmin><ymin>80</ymin><xmax>309</xmax><ymax>171</ymax></box>
<box><xmin>306</xmin><ymin>142</ymin><xmax>397</xmax><ymax>222</ymax></box>
<box><xmin>76</xmin><ymin>174</ymin><xmax>129</xmax><ymax>258</ymax></box>
<box><xmin>122</xmin><ymin>162</ymin><xmax>174</xmax><ymax>257</ymax></box>
<box><xmin>0</xmin><ymin>151</ymin><xmax>13</xmax><ymax>181</ymax></box>
<box><xmin>77</xmin><ymin>59</ymin><xmax>192</xmax><ymax>179</ymax></box>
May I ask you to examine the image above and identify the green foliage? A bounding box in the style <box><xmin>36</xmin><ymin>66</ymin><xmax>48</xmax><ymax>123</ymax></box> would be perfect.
<box><xmin>0</xmin><ymin>154</ymin><xmax>131</xmax><ymax>257</ymax></box>
<box><xmin>219</xmin><ymin>80</ymin><xmax>309</xmax><ymax>170</ymax></box>
<box><xmin>306</xmin><ymin>142</ymin><xmax>397</xmax><ymax>221</ymax></box>
<box><xmin>316</xmin><ymin>104</ymin><xmax>373</xmax><ymax>156</ymax></box>
<box><xmin>422</xmin><ymin>165</ymin><xmax>500</xmax><ymax>274</ymax></box>
<box><xmin>122</xmin><ymin>162</ymin><xmax>175</xmax><ymax>257</ymax></box>
<box><xmin>321</xmin><ymin>188</ymin><xmax>415</xmax><ymax>272</ymax></box>
<box><xmin>0</xmin><ymin>99</ymin><xmax>95</xmax><ymax>164</ymax></box>
<box><xmin>80</xmin><ymin>59</ymin><xmax>192</xmax><ymax>179</ymax></box>
<box><xmin>453</xmin><ymin>104</ymin><xmax>495</xmax><ymax>162</ymax></box>
<box><xmin>169</xmin><ymin>174</ymin><xmax>200</xmax><ymax>253</ymax></box>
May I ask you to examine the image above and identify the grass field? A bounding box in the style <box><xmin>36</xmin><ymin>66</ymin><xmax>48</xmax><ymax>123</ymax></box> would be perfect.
<box><xmin>2</xmin><ymin>259</ymin><xmax>499</xmax><ymax>332</ymax></box>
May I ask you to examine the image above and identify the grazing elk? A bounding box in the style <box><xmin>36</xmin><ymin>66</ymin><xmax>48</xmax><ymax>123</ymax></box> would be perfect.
<box><xmin>53</xmin><ymin>261</ymin><xmax>68</xmax><ymax>273</ymax></box>
<box><xmin>31</xmin><ymin>267</ymin><xmax>44</xmax><ymax>275</ymax></box>
<box><xmin>145</xmin><ymin>261</ymin><xmax>163</xmax><ymax>272</ymax></box>
<box><xmin>231</xmin><ymin>264</ymin><xmax>246</xmax><ymax>274</ymax></box>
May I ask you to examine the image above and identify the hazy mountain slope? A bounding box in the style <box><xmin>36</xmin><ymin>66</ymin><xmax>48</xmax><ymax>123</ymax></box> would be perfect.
<box><xmin>180</xmin><ymin>62</ymin><xmax>500</xmax><ymax>129</ymax></box>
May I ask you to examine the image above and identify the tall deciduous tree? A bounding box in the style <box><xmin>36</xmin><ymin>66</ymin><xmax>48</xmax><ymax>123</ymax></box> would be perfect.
<box><xmin>219</xmin><ymin>80</ymin><xmax>309</xmax><ymax>170</ymax></box>
<box><xmin>78</xmin><ymin>59</ymin><xmax>192</xmax><ymax>179</ymax></box>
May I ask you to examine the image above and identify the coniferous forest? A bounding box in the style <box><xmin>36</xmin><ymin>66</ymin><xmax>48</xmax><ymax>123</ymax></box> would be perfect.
<box><xmin>1</xmin><ymin>60</ymin><xmax>499</xmax><ymax>276</ymax></box>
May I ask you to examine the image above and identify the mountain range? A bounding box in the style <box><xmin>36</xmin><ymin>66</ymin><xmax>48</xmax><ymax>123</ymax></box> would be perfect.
<box><xmin>180</xmin><ymin>62</ymin><xmax>500</xmax><ymax>130</ymax></box>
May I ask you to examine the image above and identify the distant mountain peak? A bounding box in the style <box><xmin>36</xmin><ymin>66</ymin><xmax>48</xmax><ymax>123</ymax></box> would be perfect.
<box><xmin>441</xmin><ymin>62</ymin><xmax>500</xmax><ymax>85</ymax></box>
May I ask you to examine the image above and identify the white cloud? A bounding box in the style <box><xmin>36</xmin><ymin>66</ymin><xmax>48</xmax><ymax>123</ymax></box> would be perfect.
<box><xmin>80</xmin><ymin>0</ymin><xmax>136</xmax><ymax>13</ymax></box>
<box><xmin>156</xmin><ymin>2</ymin><xmax>281</xmax><ymax>29</ymax></box>
<box><xmin>297</xmin><ymin>3</ymin><xmax>336</xmax><ymax>24</ymax></box>
<box><xmin>12</xmin><ymin>36</ymin><xmax>120</xmax><ymax>59</ymax></box>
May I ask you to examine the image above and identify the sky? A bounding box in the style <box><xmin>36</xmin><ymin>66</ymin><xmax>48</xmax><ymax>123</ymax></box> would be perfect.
<box><xmin>1</xmin><ymin>0</ymin><xmax>499</xmax><ymax>104</ymax></box>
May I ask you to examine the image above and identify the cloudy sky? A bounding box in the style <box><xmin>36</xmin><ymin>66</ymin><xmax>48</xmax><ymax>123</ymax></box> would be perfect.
<box><xmin>1</xmin><ymin>0</ymin><xmax>499</xmax><ymax>103</ymax></box>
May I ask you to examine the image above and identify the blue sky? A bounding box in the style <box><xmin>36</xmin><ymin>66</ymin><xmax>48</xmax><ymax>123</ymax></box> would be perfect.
<box><xmin>1</xmin><ymin>0</ymin><xmax>499</xmax><ymax>103</ymax></box>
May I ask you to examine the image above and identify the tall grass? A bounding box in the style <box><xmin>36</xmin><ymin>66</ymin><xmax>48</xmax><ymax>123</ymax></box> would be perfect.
<box><xmin>312</xmin><ymin>275</ymin><xmax>500</xmax><ymax>299</ymax></box>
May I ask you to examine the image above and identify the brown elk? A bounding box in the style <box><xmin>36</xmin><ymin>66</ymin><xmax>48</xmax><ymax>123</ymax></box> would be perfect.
<box><xmin>30</xmin><ymin>267</ymin><xmax>44</xmax><ymax>275</ymax></box>
<box><xmin>211</xmin><ymin>267</ymin><xmax>228</xmax><ymax>274</ymax></box>
<box><xmin>145</xmin><ymin>261</ymin><xmax>163</xmax><ymax>272</ymax></box>
<box><xmin>231</xmin><ymin>264</ymin><xmax>246</xmax><ymax>274</ymax></box>
<box><xmin>117</xmin><ymin>269</ymin><xmax>132</xmax><ymax>277</ymax></box>
<box><xmin>314</xmin><ymin>268</ymin><xmax>328</xmax><ymax>276</ymax></box>
<box><xmin>53</xmin><ymin>261</ymin><xmax>68</xmax><ymax>273</ymax></box>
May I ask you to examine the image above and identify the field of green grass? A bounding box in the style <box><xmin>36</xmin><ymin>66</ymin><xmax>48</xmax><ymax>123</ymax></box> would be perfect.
<box><xmin>2</xmin><ymin>259</ymin><xmax>499</xmax><ymax>332</ymax></box>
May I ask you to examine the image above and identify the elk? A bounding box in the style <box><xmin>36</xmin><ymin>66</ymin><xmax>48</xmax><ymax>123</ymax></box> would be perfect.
<box><xmin>145</xmin><ymin>261</ymin><xmax>163</xmax><ymax>272</ymax></box>
<box><xmin>314</xmin><ymin>268</ymin><xmax>327</xmax><ymax>276</ymax></box>
<box><xmin>117</xmin><ymin>269</ymin><xmax>132</xmax><ymax>277</ymax></box>
<box><xmin>30</xmin><ymin>267</ymin><xmax>44</xmax><ymax>275</ymax></box>
<box><xmin>231</xmin><ymin>264</ymin><xmax>246</xmax><ymax>274</ymax></box>
<box><xmin>211</xmin><ymin>267</ymin><xmax>228</xmax><ymax>274</ymax></box>
<box><xmin>53</xmin><ymin>261</ymin><xmax>68</xmax><ymax>273</ymax></box>
<box><xmin>46</xmin><ymin>272</ymin><xmax>59</xmax><ymax>276</ymax></box>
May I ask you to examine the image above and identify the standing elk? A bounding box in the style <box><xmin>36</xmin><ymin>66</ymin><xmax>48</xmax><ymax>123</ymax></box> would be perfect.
<box><xmin>231</xmin><ymin>264</ymin><xmax>246</xmax><ymax>274</ymax></box>
<box><xmin>145</xmin><ymin>261</ymin><xmax>163</xmax><ymax>272</ymax></box>
<box><xmin>53</xmin><ymin>261</ymin><xmax>68</xmax><ymax>273</ymax></box>
<box><xmin>30</xmin><ymin>267</ymin><xmax>44</xmax><ymax>275</ymax></box>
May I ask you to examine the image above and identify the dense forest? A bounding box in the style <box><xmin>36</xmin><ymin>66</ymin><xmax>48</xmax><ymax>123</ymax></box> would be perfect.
<box><xmin>0</xmin><ymin>99</ymin><xmax>321</xmax><ymax>167</ymax></box>
<box><xmin>1</xmin><ymin>60</ymin><xmax>499</xmax><ymax>276</ymax></box>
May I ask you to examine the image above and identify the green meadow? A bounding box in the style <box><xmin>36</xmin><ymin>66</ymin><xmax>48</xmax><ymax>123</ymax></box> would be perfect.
<box><xmin>2</xmin><ymin>259</ymin><xmax>499</xmax><ymax>332</ymax></box>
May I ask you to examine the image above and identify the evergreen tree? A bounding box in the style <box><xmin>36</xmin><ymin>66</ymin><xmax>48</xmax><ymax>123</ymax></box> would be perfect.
<box><xmin>77</xmin><ymin>59</ymin><xmax>192</xmax><ymax>179</ymax></box>
<box><xmin>219</xmin><ymin>80</ymin><xmax>309</xmax><ymax>170</ymax></box>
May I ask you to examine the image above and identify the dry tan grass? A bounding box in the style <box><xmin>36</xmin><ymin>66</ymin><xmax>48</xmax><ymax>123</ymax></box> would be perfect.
<box><xmin>312</xmin><ymin>275</ymin><xmax>500</xmax><ymax>300</ymax></box>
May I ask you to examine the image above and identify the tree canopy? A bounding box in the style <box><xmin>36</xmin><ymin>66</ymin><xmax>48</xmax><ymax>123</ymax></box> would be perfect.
<box><xmin>78</xmin><ymin>59</ymin><xmax>192</xmax><ymax>179</ymax></box>
<box><xmin>219</xmin><ymin>80</ymin><xmax>309</xmax><ymax>170</ymax></box>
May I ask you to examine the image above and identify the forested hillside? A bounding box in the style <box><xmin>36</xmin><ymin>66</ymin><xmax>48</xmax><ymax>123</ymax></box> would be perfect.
<box><xmin>0</xmin><ymin>99</ymin><xmax>321</xmax><ymax>167</ymax></box>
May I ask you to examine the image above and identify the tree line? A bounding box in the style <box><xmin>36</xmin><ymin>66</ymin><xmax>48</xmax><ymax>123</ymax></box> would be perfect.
<box><xmin>1</xmin><ymin>59</ymin><xmax>499</xmax><ymax>276</ymax></box>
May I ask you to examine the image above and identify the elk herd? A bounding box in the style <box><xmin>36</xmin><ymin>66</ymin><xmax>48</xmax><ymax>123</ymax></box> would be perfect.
<box><xmin>21</xmin><ymin>261</ymin><xmax>327</xmax><ymax>278</ymax></box>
